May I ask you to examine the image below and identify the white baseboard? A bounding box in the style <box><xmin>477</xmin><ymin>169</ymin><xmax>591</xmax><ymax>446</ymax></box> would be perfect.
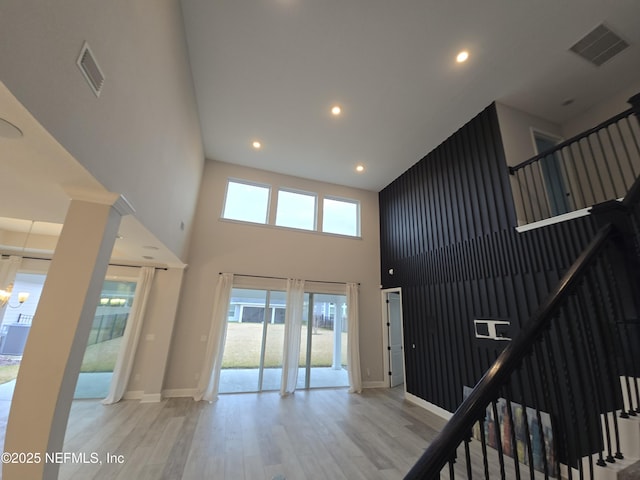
<box><xmin>140</xmin><ymin>393</ymin><xmax>162</xmax><ymax>403</ymax></box>
<box><xmin>405</xmin><ymin>392</ymin><xmax>453</xmax><ymax>421</ymax></box>
<box><xmin>122</xmin><ymin>390</ymin><xmax>143</xmax><ymax>400</ymax></box>
<box><xmin>363</xmin><ymin>381</ymin><xmax>387</xmax><ymax>389</ymax></box>
<box><xmin>162</xmin><ymin>388</ymin><xmax>197</xmax><ymax>398</ymax></box>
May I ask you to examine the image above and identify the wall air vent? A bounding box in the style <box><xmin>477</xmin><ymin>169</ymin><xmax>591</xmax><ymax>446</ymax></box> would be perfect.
<box><xmin>569</xmin><ymin>23</ymin><xmax>629</xmax><ymax>67</ymax></box>
<box><xmin>76</xmin><ymin>42</ymin><xmax>105</xmax><ymax>97</ymax></box>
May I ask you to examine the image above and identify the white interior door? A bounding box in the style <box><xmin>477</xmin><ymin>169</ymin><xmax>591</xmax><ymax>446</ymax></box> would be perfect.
<box><xmin>387</xmin><ymin>292</ymin><xmax>404</xmax><ymax>388</ymax></box>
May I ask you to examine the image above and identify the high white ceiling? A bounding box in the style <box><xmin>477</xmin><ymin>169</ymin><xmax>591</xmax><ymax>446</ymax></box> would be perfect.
<box><xmin>2</xmin><ymin>1</ymin><xmax>640</xmax><ymax>266</ymax></box>
<box><xmin>181</xmin><ymin>0</ymin><xmax>640</xmax><ymax>191</ymax></box>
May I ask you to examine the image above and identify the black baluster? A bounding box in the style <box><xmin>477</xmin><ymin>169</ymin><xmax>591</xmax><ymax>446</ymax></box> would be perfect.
<box><xmin>491</xmin><ymin>400</ymin><xmax>507</xmax><ymax>480</ymax></box>
<box><xmin>478</xmin><ymin>415</ymin><xmax>491</xmax><ymax>480</ymax></box>
<box><xmin>504</xmin><ymin>384</ymin><xmax>522</xmax><ymax>480</ymax></box>
<box><xmin>604</xmin><ymin>125</ymin><xmax>627</xmax><ymax>195</ymax></box>
<box><xmin>549</xmin><ymin>317</ymin><xmax>584</xmax><ymax>479</ymax></box>
<box><xmin>557</xmin><ymin>302</ymin><xmax>591</xmax><ymax>480</ymax></box>
<box><xmin>537</xmin><ymin>335</ymin><xmax>572</xmax><ymax>480</ymax></box>
<box><xmin>584</xmin><ymin>270</ymin><xmax>624</xmax><ymax>461</ymax></box>
<box><xmin>514</xmin><ymin>169</ymin><xmax>531</xmax><ymax>225</ymax></box>
<box><xmin>464</xmin><ymin>436</ymin><xmax>473</xmax><ymax>480</ymax></box>
<box><xmin>523</xmin><ymin>165</ymin><xmax>541</xmax><ymax>222</ymax></box>
<box><xmin>572</xmin><ymin>287</ymin><xmax>613</xmax><ymax>466</ymax></box>
<box><xmin>586</xmin><ymin>134</ymin><xmax>608</xmax><ymax>202</ymax></box>
<box><xmin>577</xmin><ymin>139</ymin><xmax>598</xmax><ymax>206</ymax></box>
<box><xmin>613</xmin><ymin>121</ymin><xmax>636</xmax><ymax>183</ymax></box>
<box><xmin>557</xmin><ymin>148</ymin><xmax>575</xmax><ymax>209</ymax></box>
<box><xmin>566</xmin><ymin>144</ymin><xmax>587</xmax><ymax>209</ymax></box>
<box><xmin>562</xmin><ymin>296</ymin><xmax>601</xmax><ymax>478</ymax></box>
<box><xmin>602</xmin><ymin>252</ymin><xmax>640</xmax><ymax>415</ymax></box>
<box><xmin>524</xmin><ymin>357</ymin><xmax>549</xmax><ymax>479</ymax></box>
<box><xmin>594</xmin><ymin>130</ymin><xmax>617</xmax><ymax>198</ymax></box>
<box><xmin>622</xmin><ymin>117</ymin><xmax>640</xmax><ymax>176</ymax></box>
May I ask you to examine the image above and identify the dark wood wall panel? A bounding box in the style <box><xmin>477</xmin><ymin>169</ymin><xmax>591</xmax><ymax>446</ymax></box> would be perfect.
<box><xmin>379</xmin><ymin>103</ymin><xmax>598</xmax><ymax>412</ymax></box>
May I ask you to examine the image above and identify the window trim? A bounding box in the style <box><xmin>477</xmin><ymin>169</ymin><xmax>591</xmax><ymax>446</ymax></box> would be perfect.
<box><xmin>321</xmin><ymin>195</ymin><xmax>361</xmax><ymax>237</ymax></box>
<box><xmin>275</xmin><ymin>187</ymin><xmax>318</xmax><ymax>231</ymax></box>
<box><xmin>221</xmin><ymin>178</ymin><xmax>272</xmax><ymax>225</ymax></box>
<box><xmin>220</xmin><ymin>177</ymin><xmax>362</xmax><ymax>238</ymax></box>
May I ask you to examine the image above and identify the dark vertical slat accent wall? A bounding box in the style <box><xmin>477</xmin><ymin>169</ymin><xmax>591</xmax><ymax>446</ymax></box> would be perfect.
<box><xmin>379</xmin><ymin>103</ymin><xmax>598</xmax><ymax>412</ymax></box>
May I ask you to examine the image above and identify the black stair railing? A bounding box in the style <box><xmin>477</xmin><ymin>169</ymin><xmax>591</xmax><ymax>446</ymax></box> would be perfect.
<box><xmin>406</xmin><ymin>223</ymin><xmax>619</xmax><ymax>479</ymax></box>
<box><xmin>405</xmin><ymin>97</ymin><xmax>640</xmax><ymax>480</ymax></box>
<box><xmin>510</xmin><ymin>94</ymin><xmax>640</xmax><ymax>225</ymax></box>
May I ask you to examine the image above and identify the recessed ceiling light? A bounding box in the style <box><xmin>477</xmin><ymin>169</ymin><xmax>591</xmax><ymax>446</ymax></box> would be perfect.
<box><xmin>331</xmin><ymin>105</ymin><xmax>342</xmax><ymax>116</ymax></box>
<box><xmin>356</xmin><ymin>164</ymin><xmax>365</xmax><ymax>173</ymax></box>
<box><xmin>456</xmin><ymin>50</ymin><xmax>469</xmax><ymax>63</ymax></box>
<box><xmin>252</xmin><ymin>140</ymin><xmax>262</xmax><ymax>149</ymax></box>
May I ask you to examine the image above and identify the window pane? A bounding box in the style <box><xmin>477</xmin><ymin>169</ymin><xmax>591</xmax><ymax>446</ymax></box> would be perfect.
<box><xmin>76</xmin><ymin>279</ymin><xmax>138</xmax><ymax>399</ymax></box>
<box><xmin>297</xmin><ymin>293</ymin><xmax>311</xmax><ymax>389</ymax></box>
<box><xmin>322</xmin><ymin>198</ymin><xmax>359</xmax><ymax>236</ymax></box>
<box><xmin>275</xmin><ymin>190</ymin><xmax>316</xmax><ymax>230</ymax></box>
<box><xmin>222</xmin><ymin>180</ymin><xmax>270</xmax><ymax>224</ymax></box>
<box><xmin>307</xmin><ymin>293</ymin><xmax>349</xmax><ymax>389</ymax></box>
<box><xmin>262</xmin><ymin>290</ymin><xmax>286</xmax><ymax>391</ymax></box>
<box><xmin>219</xmin><ymin>288</ymin><xmax>286</xmax><ymax>393</ymax></box>
<box><xmin>220</xmin><ymin>288</ymin><xmax>267</xmax><ymax>393</ymax></box>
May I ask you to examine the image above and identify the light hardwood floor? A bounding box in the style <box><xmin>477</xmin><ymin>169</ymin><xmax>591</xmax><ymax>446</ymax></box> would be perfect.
<box><xmin>0</xmin><ymin>386</ymin><xmax>553</xmax><ymax>479</ymax></box>
<box><xmin>53</xmin><ymin>387</ymin><xmax>446</xmax><ymax>480</ymax></box>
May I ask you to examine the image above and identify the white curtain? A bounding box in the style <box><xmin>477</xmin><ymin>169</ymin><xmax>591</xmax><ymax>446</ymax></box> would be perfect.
<box><xmin>194</xmin><ymin>273</ymin><xmax>234</xmax><ymax>402</ymax></box>
<box><xmin>102</xmin><ymin>266</ymin><xmax>155</xmax><ymax>405</ymax></box>
<box><xmin>346</xmin><ymin>282</ymin><xmax>362</xmax><ymax>393</ymax></box>
<box><xmin>0</xmin><ymin>255</ymin><xmax>22</xmax><ymax>303</ymax></box>
<box><xmin>280</xmin><ymin>278</ymin><xmax>305</xmax><ymax>396</ymax></box>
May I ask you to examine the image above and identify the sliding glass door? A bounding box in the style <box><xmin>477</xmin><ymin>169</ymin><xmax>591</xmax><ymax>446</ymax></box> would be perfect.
<box><xmin>261</xmin><ymin>290</ymin><xmax>286</xmax><ymax>390</ymax></box>
<box><xmin>74</xmin><ymin>280</ymin><xmax>137</xmax><ymax>399</ymax></box>
<box><xmin>219</xmin><ymin>287</ymin><xmax>349</xmax><ymax>394</ymax></box>
<box><xmin>219</xmin><ymin>288</ymin><xmax>285</xmax><ymax>393</ymax></box>
<box><xmin>298</xmin><ymin>293</ymin><xmax>349</xmax><ymax>389</ymax></box>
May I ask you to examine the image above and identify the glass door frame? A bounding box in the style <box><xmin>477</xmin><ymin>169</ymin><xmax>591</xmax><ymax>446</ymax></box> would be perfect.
<box><xmin>221</xmin><ymin>277</ymin><xmax>350</xmax><ymax>393</ymax></box>
<box><xmin>256</xmin><ymin>290</ymin><xmax>270</xmax><ymax>391</ymax></box>
<box><xmin>300</xmin><ymin>291</ymin><xmax>349</xmax><ymax>390</ymax></box>
<box><xmin>221</xmin><ymin>287</ymin><xmax>286</xmax><ymax>393</ymax></box>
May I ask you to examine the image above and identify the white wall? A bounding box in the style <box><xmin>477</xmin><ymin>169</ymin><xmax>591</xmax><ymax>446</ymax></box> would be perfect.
<box><xmin>561</xmin><ymin>80</ymin><xmax>640</xmax><ymax>139</ymax></box>
<box><xmin>495</xmin><ymin>103</ymin><xmax>563</xmax><ymax>225</ymax></box>
<box><xmin>127</xmin><ymin>267</ymin><xmax>184</xmax><ymax>400</ymax></box>
<box><xmin>0</xmin><ymin>0</ymin><xmax>204</xmax><ymax>260</ymax></box>
<box><xmin>496</xmin><ymin>103</ymin><xmax>563</xmax><ymax>167</ymax></box>
<box><xmin>164</xmin><ymin>160</ymin><xmax>383</xmax><ymax>391</ymax></box>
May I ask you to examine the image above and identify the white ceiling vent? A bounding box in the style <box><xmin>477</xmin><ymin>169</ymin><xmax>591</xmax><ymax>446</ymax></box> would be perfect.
<box><xmin>569</xmin><ymin>24</ymin><xmax>629</xmax><ymax>67</ymax></box>
<box><xmin>76</xmin><ymin>42</ymin><xmax>105</xmax><ymax>97</ymax></box>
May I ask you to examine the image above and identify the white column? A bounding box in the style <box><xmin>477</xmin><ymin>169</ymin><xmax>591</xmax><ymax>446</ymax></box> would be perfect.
<box><xmin>4</xmin><ymin>194</ymin><xmax>133</xmax><ymax>480</ymax></box>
